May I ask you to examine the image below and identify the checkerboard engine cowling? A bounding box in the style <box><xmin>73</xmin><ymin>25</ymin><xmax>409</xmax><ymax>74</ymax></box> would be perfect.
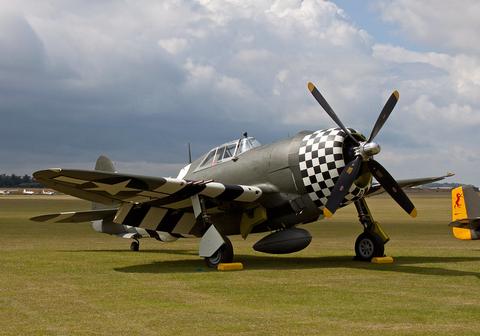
<box><xmin>298</xmin><ymin>128</ymin><xmax>369</xmax><ymax>209</ymax></box>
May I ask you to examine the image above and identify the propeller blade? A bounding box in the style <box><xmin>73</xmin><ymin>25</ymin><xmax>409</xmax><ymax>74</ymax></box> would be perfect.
<box><xmin>368</xmin><ymin>90</ymin><xmax>399</xmax><ymax>142</ymax></box>
<box><xmin>324</xmin><ymin>156</ymin><xmax>363</xmax><ymax>217</ymax></box>
<box><xmin>307</xmin><ymin>82</ymin><xmax>359</xmax><ymax>145</ymax></box>
<box><xmin>367</xmin><ymin>160</ymin><xmax>417</xmax><ymax>218</ymax></box>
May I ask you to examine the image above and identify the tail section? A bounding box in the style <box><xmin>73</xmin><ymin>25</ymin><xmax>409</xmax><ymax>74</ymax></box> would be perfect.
<box><xmin>93</xmin><ymin>155</ymin><xmax>117</xmax><ymax>210</ymax></box>
<box><xmin>450</xmin><ymin>186</ymin><xmax>480</xmax><ymax>240</ymax></box>
<box><xmin>95</xmin><ymin>155</ymin><xmax>116</xmax><ymax>173</ymax></box>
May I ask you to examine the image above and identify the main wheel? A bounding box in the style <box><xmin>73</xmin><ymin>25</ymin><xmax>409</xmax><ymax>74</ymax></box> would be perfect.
<box><xmin>204</xmin><ymin>237</ymin><xmax>234</xmax><ymax>268</ymax></box>
<box><xmin>354</xmin><ymin>232</ymin><xmax>384</xmax><ymax>261</ymax></box>
<box><xmin>130</xmin><ymin>241</ymin><xmax>140</xmax><ymax>251</ymax></box>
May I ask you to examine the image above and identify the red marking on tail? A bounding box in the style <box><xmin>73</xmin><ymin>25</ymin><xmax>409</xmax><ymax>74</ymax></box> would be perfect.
<box><xmin>454</xmin><ymin>193</ymin><xmax>463</xmax><ymax>208</ymax></box>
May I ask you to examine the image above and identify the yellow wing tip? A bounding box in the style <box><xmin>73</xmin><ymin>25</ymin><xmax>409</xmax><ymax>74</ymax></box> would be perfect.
<box><xmin>393</xmin><ymin>90</ymin><xmax>399</xmax><ymax>100</ymax></box>
<box><xmin>323</xmin><ymin>208</ymin><xmax>333</xmax><ymax>218</ymax></box>
<box><xmin>410</xmin><ymin>208</ymin><xmax>417</xmax><ymax>218</ymax></box>
<box><xmin>307</xmin><ymin>82</ymin><xmax>315</xmax><ymax>92</ymax></box>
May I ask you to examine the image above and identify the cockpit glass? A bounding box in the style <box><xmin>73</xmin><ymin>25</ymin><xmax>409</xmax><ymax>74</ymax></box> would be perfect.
<box><xmin>237</xmin><ymin>137</ymin><xmax>261</xmax><ymax>155</ymax></box>
<box><xmin>223</xmin><ymin>142</ymin><xmax>237</xmax><ymax>159</ymax></box>
<box><xmin>214</xmin><ymin>146</ymin><xmax>225</xmax><ymax>163</ymax></box>
<box><xmin>198</xmin><ymin>149</ymin><xmax>216</xmax><ymax>169</ymax></box>
<box><xmin>195</xmin><ymin>136</ymin><xmax>261</xmax><ymax>171</ymax></box>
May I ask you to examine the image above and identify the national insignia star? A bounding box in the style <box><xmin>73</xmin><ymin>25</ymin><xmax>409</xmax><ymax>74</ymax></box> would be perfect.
<box><xmin>86</xmin><ymin>179</ymin><xmax>139</xmax><ymax>195</ymax></box>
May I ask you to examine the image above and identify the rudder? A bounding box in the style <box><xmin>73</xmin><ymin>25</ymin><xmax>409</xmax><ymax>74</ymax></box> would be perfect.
<box><xmin>93</xmin><ymin>155</ymin><xmax>118</xmax><ymax>210</ymax></box>
<box><xmin>450</xmin><ymin>186</ymin><xmax>480</xmax><ymax>240</ymax></box>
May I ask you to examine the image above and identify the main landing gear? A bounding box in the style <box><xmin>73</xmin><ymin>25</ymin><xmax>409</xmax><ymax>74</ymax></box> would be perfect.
<box><xmin>204</xmin><ymin>236</ymin><xmax>234</xmax><ymax>268</ymax></box>
<box><xmin>192</xmin><ymin>194</ymin><xmax>235</xmax><ymax>268</ymax></box>
<box><xmin>353</xmin><ymin>198</ymin><xmax>389</xmax><ymax>261</ymax></box>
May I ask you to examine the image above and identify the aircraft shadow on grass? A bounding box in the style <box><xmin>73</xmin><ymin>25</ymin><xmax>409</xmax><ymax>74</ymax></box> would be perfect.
<box><xmin>112</xmin><ymin>253</ymin><xmax>480</xmax><ymax>279</ymax></box>
<box><xmin>65</xmin><ymin>249</ymin><xmax>198</xmax><ymax>256</ymax></box>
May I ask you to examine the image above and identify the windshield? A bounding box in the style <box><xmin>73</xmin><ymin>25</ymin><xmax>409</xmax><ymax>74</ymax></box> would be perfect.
<box><xmin>195</xmin><ymin>136</ymin><xmax>261</xmax><ymax>171</ymax></box>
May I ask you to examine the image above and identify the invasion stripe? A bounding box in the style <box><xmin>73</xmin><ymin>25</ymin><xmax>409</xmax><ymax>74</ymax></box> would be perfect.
<box><xmin>151</xmin><ymin>184</ymin><xmax>207</xmax><ymax>206</ymax></box>
<box><xmin>123</xmin><ymin>205</ymin><xmax>150</xmax><ymax>227</ymax></box>
<box><xmin>199</xmin><ymin>182</ymin><xmax>226</xmax><ymax>198</ymax></box>
<box><xmin>114</xmin><ymin>203</ymin><xmax>134</xmax><ymax>224</ymax></box>
<box><xmin>234</xmin><ymin>186</ymin><xmax>262</xmax><ymax>202</ymax></box>
<box><xmin>153</xmin><ymin>177</ymin><xmax>188</xmax><ymax>195</ymax></box>
<box><xmin>156</xmin><ymin>210</ymin><xmax>184</xmax><ymax>232</ymax></box>
<box><xmin>139</xmin><ymin>207</ymin><xmax>169</xmax><ymax>230</ymax></box>
<box><xmin>171</xmin><ymin>213</ymin><xmax>196</xmax><ymax>235</ymax></box>
<box><xmin>216</xmin><ymin>185</ymin><xmax>244</xmax><ymax>201</ymax></box>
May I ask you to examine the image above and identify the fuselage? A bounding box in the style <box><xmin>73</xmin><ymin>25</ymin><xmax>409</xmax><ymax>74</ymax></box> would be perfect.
<box><xmin>184</xmin><ymin>128</ymin><xmax>372</xmax><ymax>233</ymax></box>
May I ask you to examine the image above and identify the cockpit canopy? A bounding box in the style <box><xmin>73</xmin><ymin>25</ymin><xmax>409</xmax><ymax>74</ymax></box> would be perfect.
<box><xmin>195</xmin><ymin>136</ymin><xmax>261</xmax><ymax>171</ymax></box>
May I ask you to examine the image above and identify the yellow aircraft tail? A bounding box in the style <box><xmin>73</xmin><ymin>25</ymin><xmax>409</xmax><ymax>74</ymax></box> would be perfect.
<box><xmin>450</xmin><ymin>186</ymin><xmax>480</xmax><ymax>240</ymax></box>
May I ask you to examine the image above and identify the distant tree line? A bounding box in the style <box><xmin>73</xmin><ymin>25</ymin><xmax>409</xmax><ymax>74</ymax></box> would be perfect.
<box><xmin>0</xmin><ymin>174</ymin><xmax>44</xmax><ymax>188</ymax></box>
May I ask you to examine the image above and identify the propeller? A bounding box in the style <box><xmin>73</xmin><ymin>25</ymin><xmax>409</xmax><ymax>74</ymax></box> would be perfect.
<box><xmin>307</xmin><ymin>82</ymin><xmax>416</xmax><ymax>218</ymax></box>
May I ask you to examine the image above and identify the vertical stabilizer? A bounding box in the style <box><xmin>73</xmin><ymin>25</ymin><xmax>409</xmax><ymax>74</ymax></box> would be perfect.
<box><xmin>95</xmin><ymin>155</ymin><xmax>116</xmax><ymax>173</ymax></box>
<box><xmin>93</xmin><ymin>155</ymin><xmax>118</xmax><ymax>210</ymax></box>
<box><xmin>450</xmin><ymin>186</ymin><xmax>480</xmax><ymax>240</ymax></box>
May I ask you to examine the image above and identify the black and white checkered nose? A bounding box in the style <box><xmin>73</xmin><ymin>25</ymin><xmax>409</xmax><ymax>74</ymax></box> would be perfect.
<box><xmin>306</xmin><ymin>81</ymin><xmax>416</xmax><ymax>218</ymax></box>
<box><xmin>298</xmin><ymin>128</ymin><xmax>369</xmax><ymax>209</ymax></box>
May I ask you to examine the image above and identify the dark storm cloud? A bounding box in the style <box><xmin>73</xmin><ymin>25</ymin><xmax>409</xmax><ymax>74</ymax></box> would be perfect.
<box><xmin>0</xmin><ymin>1</ymin><xmax>478</xmax><ymax>185</ymax></box>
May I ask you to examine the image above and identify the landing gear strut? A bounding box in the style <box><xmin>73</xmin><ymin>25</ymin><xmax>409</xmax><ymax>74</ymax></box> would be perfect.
<box><xmin>130</xmin><ymin>239</ymin><xmax>140</xmax><ymax>251</ymax></box>
<box><xmin>353</xmin><ymin>199</ymin><xmax>389</xmax><ymax>261</ymax></box>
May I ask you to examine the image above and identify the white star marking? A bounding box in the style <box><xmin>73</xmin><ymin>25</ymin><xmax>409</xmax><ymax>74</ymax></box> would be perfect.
<box><xmin>86</xmin><ymin>179</ymin><xmax>139</xmax><ymax>196</ymax></box>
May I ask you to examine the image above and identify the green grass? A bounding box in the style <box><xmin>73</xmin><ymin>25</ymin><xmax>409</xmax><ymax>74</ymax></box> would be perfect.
<box><xmin>1</xmin><ymin>193</ymin><xmax>479</xmax><ymax>335</ymax></box>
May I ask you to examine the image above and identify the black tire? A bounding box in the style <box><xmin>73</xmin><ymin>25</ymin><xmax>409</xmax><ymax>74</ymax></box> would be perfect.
<box><xmin>130</xmin><ymin>241</ymin><xmax>140</xmax><ymax>252</ymax></box>
<box><xmin>204</xmin><ymin>237</ymin><xmax>234</xmax><ymax>268</ymax></box>
<box><xmin>354</xmin><ymin>232</ymin><xmax>384</xmax><ymax>261</ymax></box>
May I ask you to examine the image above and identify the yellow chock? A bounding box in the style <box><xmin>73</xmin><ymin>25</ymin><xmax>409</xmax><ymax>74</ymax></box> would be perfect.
<box><xmin>371</xmin><ymin>256</ymin><xmax>394</xmax><ymax>264</ymax></box>
<box><xmin>217</xmin><ymin>262</ymin><xmax>244</xmax><ymax>271</ymax></box>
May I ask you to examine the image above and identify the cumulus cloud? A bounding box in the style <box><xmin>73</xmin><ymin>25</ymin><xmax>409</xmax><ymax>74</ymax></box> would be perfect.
<box><xmin>0</xmin><ymin>0</ymin><xmax>478</xmax><ymax>185</ymax></box>
<box><xmin>376</xmin><ymin>0</ymin><xmax>480</xmax><ymax>53</ymax></box>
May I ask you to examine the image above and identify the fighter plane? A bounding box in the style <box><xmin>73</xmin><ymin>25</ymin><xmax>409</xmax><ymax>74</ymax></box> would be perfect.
<box><xmin>450</xmin><ymin>185</ymin><xmax>480</xmax><ymax>240</ymax></box>
<box><xmin>31</xmin><ymin>83</ymin><xmax>452</xmax><ymax>267</ymax></box>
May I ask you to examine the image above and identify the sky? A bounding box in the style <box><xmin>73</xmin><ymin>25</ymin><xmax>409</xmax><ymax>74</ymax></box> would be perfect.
<box><xmin>0</xmin><ymin>0</ymin><xmax>479</xmax><ymax>186</ymax></box>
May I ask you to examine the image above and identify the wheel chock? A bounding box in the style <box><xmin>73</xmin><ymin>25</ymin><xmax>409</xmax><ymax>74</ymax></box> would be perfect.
<box><xmin>371</xmin><ymin>256</ymin><xmax>394</xmax><ymax>264</ymax></box>
<box><xmin>217</xmin><ymin>262</ymin><xmax>244</xmax><ymax>271</ymax></box>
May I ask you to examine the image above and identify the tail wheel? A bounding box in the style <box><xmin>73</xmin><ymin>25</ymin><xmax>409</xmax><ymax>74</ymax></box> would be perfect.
<box><xmin>204</xmin><ymin>236</ymin><xmax>234</xmax><ymax>268</ymax></box>
<box><xmin>130</xmin><ymin>241</ymin><xmax>140</xmax><ymax>251</ymax></box>
<box><xmin>354</xmin><ymin>232</ymin><xmax>384</xmax><ymax>261</ymax></box>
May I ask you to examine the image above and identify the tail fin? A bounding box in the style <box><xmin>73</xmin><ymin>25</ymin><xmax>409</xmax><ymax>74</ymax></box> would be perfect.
<box><xmin>93</xmin><ymin>155</ymin><xmax>118</xmax><ymax>210</ymax></box>
<box><xmin>95</xmin><ymin>155</ymin><xmax>116</xmax><ymax>173</ymax></box>
<box><xmin>450</xmin><ymin>186</ymin><xmax>480</xmax><ymax>240</ymax></box>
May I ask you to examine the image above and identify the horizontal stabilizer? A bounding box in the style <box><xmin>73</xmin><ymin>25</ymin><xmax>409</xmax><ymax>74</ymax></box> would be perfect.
<box><xmin>31</xmin><ymin>209</ymin><xmax>117</xmax><ymax>223</ymax></box>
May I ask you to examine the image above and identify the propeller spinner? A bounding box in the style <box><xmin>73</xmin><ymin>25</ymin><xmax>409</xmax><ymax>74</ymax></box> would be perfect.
<box><xmin>307</xmin><ymin>82</ymin><xmax>417</xmax><ymax>218</ymax></box>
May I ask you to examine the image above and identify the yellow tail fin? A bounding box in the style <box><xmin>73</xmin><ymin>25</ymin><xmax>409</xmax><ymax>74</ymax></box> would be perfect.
<box><xmin>450</xmin><ymin>186</ymin><xmax>480</xmax><ymax>240</ymax></box>
<box><xmin>451</xmin><ymin>186</ymin><xmax>467</xmax><ymax>222</ymax></box>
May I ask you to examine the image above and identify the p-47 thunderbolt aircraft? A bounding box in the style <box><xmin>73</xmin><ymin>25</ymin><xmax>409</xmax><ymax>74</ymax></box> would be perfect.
<box><xmin>32</xmin><ymin>83</ymin><xmax>452</xmax><ymax>267</ymax></box>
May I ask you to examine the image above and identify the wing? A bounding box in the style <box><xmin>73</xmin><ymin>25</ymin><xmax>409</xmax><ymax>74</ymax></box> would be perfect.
<box><xmin>365</xmin><ymin>172</ymin><xmax>454</xmax><ymax>197</ymax></box>
<box><xmin>33</xmin><ymin>169</ymin><xmax>262</xmax><ymax>205</ymax></box>
<box><xmin>33</xmin><ymin>168</ymin><xmax>263</xmax><ymax>237</ymax></box>
<box><xmin>31</xmin><ymin>208</ymin><xmax>116</xmax><ymax>223</ymax></box>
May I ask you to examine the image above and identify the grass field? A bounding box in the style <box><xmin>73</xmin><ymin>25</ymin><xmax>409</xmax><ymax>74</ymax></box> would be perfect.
<box><xmin>1</xmin><ymin>193</ymin><xmax>479</xmax><ymax>335</ymax></box>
